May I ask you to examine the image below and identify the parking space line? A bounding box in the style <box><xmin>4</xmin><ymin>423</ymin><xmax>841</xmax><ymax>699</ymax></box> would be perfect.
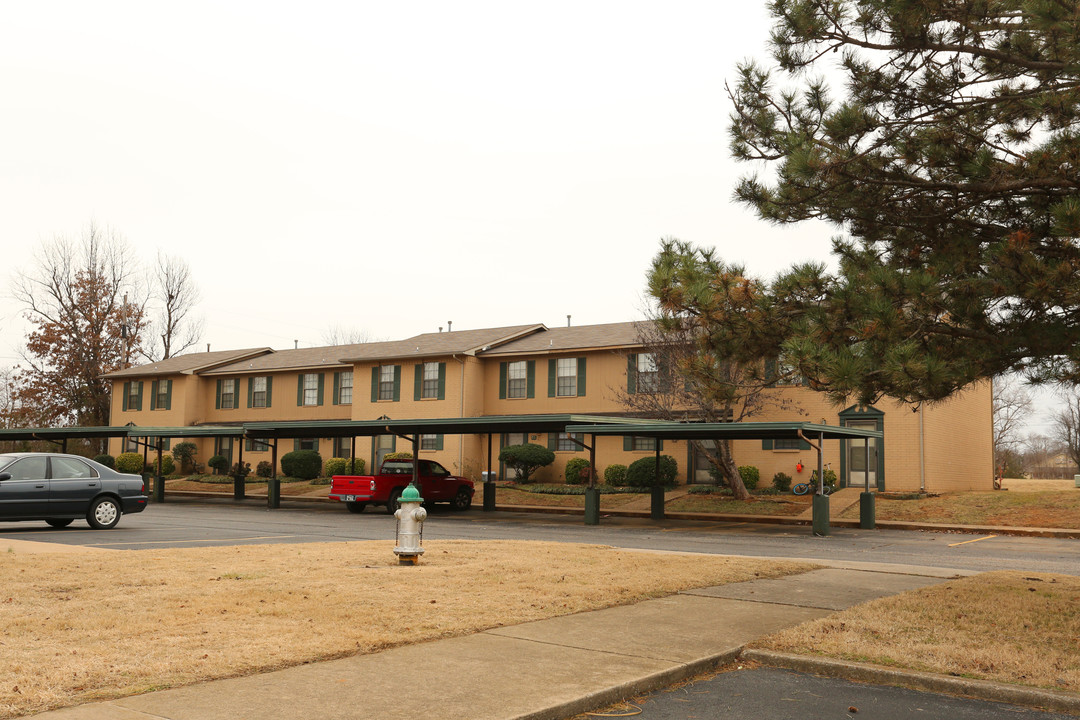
<box><xmin>948</xmin><ymin>535</ymin><xmax>997</xmax><ymax>547</ymax></box>
<box><xmin>85</xmin><ymin>534</ymin><xmax>299</xmax><ymax>547</ymax></box>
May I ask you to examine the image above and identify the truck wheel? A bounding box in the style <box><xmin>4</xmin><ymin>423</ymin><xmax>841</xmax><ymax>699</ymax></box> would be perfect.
<box><xmin>385</xmin><ymin>488</ymin><xmax>403</xmax><ymax>515</ymax></box>
<box><xmin>451</xmin><ymin>488</ymin><xmax>472</xmax><ymax>511</ymax></box>
<box><xmin>345</xmin><ymin>502</ymin><xmax>366</xmax><ymax>514</ymax></box>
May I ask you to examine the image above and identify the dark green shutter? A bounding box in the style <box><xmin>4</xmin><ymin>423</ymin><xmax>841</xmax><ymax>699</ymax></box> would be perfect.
<box><xmin>371</xmin><ymin>367</ymin><xmax>379</xmax><ymax>402</ymax></box>
<box><xmin>247</xmin><ymin>378</ymin><xmax>254</xmax><ymax>408</ymax></box>
<box><xmin>762</xmin><ymin>439</ymin><xmax>774</xmax><ymax>450</ymax></box>
<box><xmin>294</xmin><ymin>439</ymin><xmax>300</xmax><ymax>452</ymax></box>
<box><xmin>317</xmin><ymin>373</ymin><xmax>324</xmax><ymax>406</ymax></box>
<box><xmin>135</xmin><ymin>381</ymin><xmax>143</xmax><ymax>410</ymax></box>
<box><xmin>333</xmin><ymin>372</ymin><xmax>340</xmax><ymax>405</ymax></box>
<box><xmin>577</xmin><ymin>357</ymin><xmax>586</xmax><ymax>396</ymax></box>
<box><xmin>414</xmin><ymin>364</ymin><xmax>423</xmax><ymax>401</ymax></box>
<box><xmin>150</xmin><ymin>381</ymin><xmax>158</xmax><ymax>410</ymax></box>
<box><xmin>164</xmin><ymin>380</ymin><xmax>171</xmax><ymax>410</ymax></box>
<box><xmin>623</xmin><ymin>436</ymin><xmax>632</xmax><ymax>451</ymax></box>
<box><xmin>800</xmin><ymin>438</ymin><xmax>812</xmax><ymax>450</ymax></box>
<box><xmin>435</xmin><ymin>434</ymin><xmax>444</xmax><ymax>451</ymax></box>
<box><xmin>216</xmin><ymin>379</ymin><xmax>223</xmax><ymax>409</ymax></box>
<box><xmin>499</xmin><ymin>362</ymin><xmax>507</xmax><ymax>399</ymax></box>
<box><xmin>437</xmin><ymin>363</ymin><xmax>446</xmax><ymax>400</ymax></box>
<box><xmin>122</xmin><ymin>382</ymin><xmax>130</xmax><ymax>411</ymax></box>
<box><xmin>627</xmin><ymin>354</ymin><xmax>637</xmax><ymax>394</ymax></box>
<box><xmin>297</xmin><ymin>375</ymin><xmax>304</xmax><ymax>406</ymax></box>
<box><xmin>266</xmin><ymin>377</ymin><xmax>273</xmax><ymax>407</ymax></box>
<box><xmin>547</xmin><ymin>433</ymin><xmax>559</xmax><ymax>451</ymax></box>
<box><xmin>526</xmin><ymin>360</ymin><xmax>535</xmax><ymax>398</ymax></box>
<box><xmin>392</xmin><ymin>366</ymin><xmax>401</xmax><ymax>401</ymax></box>
<box><xmin>548</xmin><ymin>359</ymin><xmax>556</xmax><ymax>397</ymax></box>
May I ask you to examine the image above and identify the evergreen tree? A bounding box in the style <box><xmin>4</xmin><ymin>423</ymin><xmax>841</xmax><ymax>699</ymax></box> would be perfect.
<box><xmin>726</xmin><ymin>0</ymin><xmax>1080</xmax><ymax>403</ymax></box>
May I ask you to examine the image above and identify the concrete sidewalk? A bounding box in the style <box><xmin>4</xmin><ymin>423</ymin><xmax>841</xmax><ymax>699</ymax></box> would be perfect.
<box><xmin>25</xmin><ymin>560</ymin><xmax>1030</xmax><ymax>720</ymax></box>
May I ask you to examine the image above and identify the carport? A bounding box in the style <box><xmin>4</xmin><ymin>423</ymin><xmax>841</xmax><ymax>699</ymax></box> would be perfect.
<box><xmin>567</xmin><ymin>421</ymin><xmax>884</xmax><ymax>536</ymax></box>
<box><xmin>124</xmin><ymin>426</ymin><xmax>246</xmax><ymax>503</ymax></box>
<box><xmin>243</xmin><ymin>414</ymin><xmax>661</xmax><ymax>509</ymax></box>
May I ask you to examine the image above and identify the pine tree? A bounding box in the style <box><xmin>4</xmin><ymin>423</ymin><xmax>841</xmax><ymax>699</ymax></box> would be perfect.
<box><xmin>726</xmin><ymin>0</ymin><xmax>1080</xmax><ymax>403</ymax></box>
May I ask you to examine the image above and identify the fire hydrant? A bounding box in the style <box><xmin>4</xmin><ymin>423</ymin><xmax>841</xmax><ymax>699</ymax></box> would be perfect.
<box><xmin>393</xmin><ymin>485</ymin><xmax>427</xmax><ymax>565</ymax></box>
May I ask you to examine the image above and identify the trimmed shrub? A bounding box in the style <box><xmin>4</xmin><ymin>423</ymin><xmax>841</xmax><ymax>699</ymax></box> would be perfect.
<box><xmin>603</xmin><ymin>463</ymin><xmax>627</xmax><ymax>485</ymax></box>
<box><xmin>280</xmin><ymin>450</ymin><xmax>322</xmax><ymax>480</ymax></box>
<box><xmin>625</xmin><ymin>455</ymin><xmax>679</xmax><ymax>488</ymax></box>
<box><xmin>324</xmin><ymin>457</ymin><xmax>366</xmax><ymax>477</ymax></box>
<box><xmin>385</xmin><ymin>452</ymin><xmax>413</xmax><ymax>460</ymax></box>
<box><xmin>255</xmin><ymin>461</ymin><xmax>274</xmax><ymax>478</ymax></box>
<box><xmin>207</xmin><ymin>455</ymin><xmax>229</xmax><ymax>474</ymax></box>
<box><xmin>147</xmin><ymin>455</ymin><xmax>176</xmax><ymax>476</ymax></box>
<box><xmin>230</xmin><ymin>461</ymin><xmax>251</xmax><ymax>481</ymax></box>
<box><xmin>116</xmin><ymin>452</ymin><xmax>144</xmax><ymax>474</ymax></box>
<box><xmin>498</xmin><ymin>443</ymin><xmax>555</xmax><ymax>483</ymax></box>
<box><xmin>738</xmin><ymin>465</ymin><xmax>760</xmax><ymax>490</ymax></box>
<box><xmin>772</xmin><ymin>472</ymin><xmax>793</xmax><ymax>492</ymax></box>
<box><xmin>94</xmin><ymin>454</ymin><xmax>115</xmax><ymax>469</ymax></box>
<box><xmin>563</xmin><ymin>457</ymin><xmax>592</xmax><ymax>485</ymax></box>
<box><xmin>171</xmin><ymin>442</ymin><xmax>197</xmax><ymax>473</ymax></box>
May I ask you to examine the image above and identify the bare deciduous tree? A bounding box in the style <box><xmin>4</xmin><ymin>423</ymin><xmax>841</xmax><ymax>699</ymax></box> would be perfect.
<box><xmin>321</xmin><ymin>325</ymin><xmax>378</xmax><ymax>346</ymax></box>
<box><xmin>141</xmin><ymin>252</ymin><xmax>203</xmax><ymax>361</ymax></box>
<box><xmin>1051</xmin><ymin>391</ymin><xmax>1080</xmax><ymax>474</ymax></box>
<box><xmin>993</xmin><ymin>375</ymin><xmax>1033</xmax><ymax>470</ymax></box>
<box><xmin>615</xmin><ymin>319</ymin><xmax>803</xmax><ymax>500</ymax></box>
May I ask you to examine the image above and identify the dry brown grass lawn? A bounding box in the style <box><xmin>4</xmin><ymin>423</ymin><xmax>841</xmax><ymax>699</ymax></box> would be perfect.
<box><xmin>667</xmin><ymin>494</ymin><xmax>810</xmax><ymax>516</ymax></box>
<box><xmin>0</xmin><ymin>540</ymin><xmax>816</xmax><ymax>718</ymax></box>
<box><xmin>839</xmin><ymin>490</ymin><xmax>1080</xmax><ymax>528</ymax></box>
<box><xmin>494</xmin><ymin>486</ymin><xmax>645</xmax><ymax>508</ymax></box>
<box><xmin>755</xmin><ymin>571</ymin><xmax>1080</xmax><ymax>692</ymax></box>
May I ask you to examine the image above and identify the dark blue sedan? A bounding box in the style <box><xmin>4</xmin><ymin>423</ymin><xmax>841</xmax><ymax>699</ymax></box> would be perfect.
<box><xmin>0</xmin><ymin>453</ymin><xmax>148</xmax><ymax>529</ymax></box>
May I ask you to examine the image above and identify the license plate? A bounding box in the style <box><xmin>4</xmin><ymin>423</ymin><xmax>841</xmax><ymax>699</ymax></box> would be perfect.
<box><xmin>344</xmin><ymin>495</ymin><xmax>355</xmax><ymax>502</ymax></box>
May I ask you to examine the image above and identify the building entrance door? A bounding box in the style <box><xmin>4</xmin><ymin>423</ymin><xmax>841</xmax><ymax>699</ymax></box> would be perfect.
<box><xmin>374</xmin><ymin>434</ymin><xmax>395</xmax><ymax>470</ymax></box>
<box><xmin>845</xmin><ymin>420</ymin><xmax>878</xmax><ymax>490</ymax></box>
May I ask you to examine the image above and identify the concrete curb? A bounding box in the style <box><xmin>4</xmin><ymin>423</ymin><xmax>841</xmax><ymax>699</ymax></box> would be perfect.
<box><xmin>515</xmin><ymin>649</ymin><xmax>742</xmax><ymax>720</ymax></box>
<box><xmin>742</xmin><ymin>649</ymin><xmax>1080</xmax><ymax>716</ymax></box>
<box><xmin>160</xmin><ymin>490</ymin><xmax>1080</xmax><ymax>538</ymax></box>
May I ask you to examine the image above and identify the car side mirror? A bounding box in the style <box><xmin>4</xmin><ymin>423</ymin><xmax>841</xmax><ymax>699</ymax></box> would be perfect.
<box><xmin>0</xmin><ymin>473</ymin><xmax>10</xmax><ymax>481</ymax></box>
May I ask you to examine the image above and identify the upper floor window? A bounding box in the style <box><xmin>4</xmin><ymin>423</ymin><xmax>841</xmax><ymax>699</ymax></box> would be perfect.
<box><xmin>122</xmin><ymin>380</ymin><xmax>143</xmax><ymax>411</ymax></box>
<box><xmin>508</xmin><ymin>361</ymin><xmax>527</xmax><ymax>398</ymax></box>
<box><xmin>216</xmin><ymin>378</ymin><xmax>239</xmax><ymax>410</ymax></box>
<box><xmin>379</xmin><ymin>365</ymin><xmax>395</xmax><ymax>401</ymax></box>
<box><xmin>636</xmin><ymin>354</ymin><xmax>658</xmax><ymax>392</ymax></box>
<box><xmin>549</xmin><ymin>358</ymin><xmax>586</xmax><ymax>398</ymax></box>
<box><xmin>335</xmin><ymin>371</ymin><xmax>353</xmax><ymax>405</ymax></box>
<box><xmin>150</xmin><ymin>379</ymin><xmax>171</xmax><ymax>410</ymax></box>
<box><xmin>422</xmin><ymin>362</ymin><xmax>439</xmax><ymax>399</ymax></box>
<box><xmin>371</xmin><ymin>365</ymin><xmax>401</xmax><ymax>402</ymax></box>
<box><xmin>251</xmin><ymin>377</ymin><xmax>269</xmax><ymax>408</ymax></box>
<box><xmin>301</xmin><ymin>373</ymin><xmax>321</xmax><ymax>406</ymax></box>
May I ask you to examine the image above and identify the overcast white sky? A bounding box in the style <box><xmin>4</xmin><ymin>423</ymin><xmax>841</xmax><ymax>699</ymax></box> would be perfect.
<box><xmin>0</xmin><ymin>1</ymin><xmax>1060</xmax><ymax>434</ymax></box>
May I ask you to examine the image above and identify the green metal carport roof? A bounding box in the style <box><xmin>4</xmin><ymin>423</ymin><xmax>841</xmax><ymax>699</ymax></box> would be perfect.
<box><xmin>565</xmin><ymin>421</ymin><xmax>882</xmax><ymax>441</ymax></box>
<box><xmin>242</xmin><ymin>414</ymin><xmax>661</xmax><ymax>439</ymax></box>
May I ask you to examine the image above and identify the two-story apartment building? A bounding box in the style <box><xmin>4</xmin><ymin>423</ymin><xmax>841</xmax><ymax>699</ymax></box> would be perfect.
<box><xmin>105</xmin><ymin>321</ymin><xmax>994</xmax><ymax>492</ymax></box>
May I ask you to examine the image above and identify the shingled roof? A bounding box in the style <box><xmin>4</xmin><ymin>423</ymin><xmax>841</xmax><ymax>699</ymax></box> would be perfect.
<box><xmin>338</xmin><ymin>324</ymin><xmax>545</xmax><ymax>362</ymax></box>
<box><xmin>478</xmin><ymin>321</ymin><xmax>650</xmax><ymax>356</ymax></box>
<box><xmin>103</xmin><ymin>348</ymin><xmax>272</xmax><ymax>379</ymax></box>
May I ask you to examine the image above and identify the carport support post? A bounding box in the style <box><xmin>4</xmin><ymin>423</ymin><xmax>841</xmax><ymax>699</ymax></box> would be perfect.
<box><xmin>584</xmin><ymin>435</ymin><xmax>599</xmax><ymax>525</ymax></box>
<box><xmin>153</xmin><ymin>438</ymin><xmax>165</xmax><ymax>503</ymax></box>
<box><xmin>651</xmin><ymin>445</ymin><xmax>665</xmax><ymax>520</ymax></box>
<box><xmin>234</xmin><ymin>438</ymin><xmax>245</xmax><ymax>501</ymax></box>
<box><xmin>483</xmin><ymin>433</ymin><xmax>495</xmax><ymax>512</ymax></box>
<box><xmin>860</xmin><ymin>434</ymin><xmax>875</xmax><ymax>529</ymax></box>
<box><xmin>812</xmin><ymin>431</ymin><xmax>829</xmax><ymax>536</ymax></box>
<box><xmin>268</xmin><ymin>439</ymin><xmax>280</xmax><ymax>509</ymax></box>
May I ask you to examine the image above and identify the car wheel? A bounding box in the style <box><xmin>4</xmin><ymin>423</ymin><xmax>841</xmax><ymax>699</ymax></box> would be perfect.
<box><xmin>86</xmin><ymin>496</ymin><xmax>121</xmax><ymax>530</ymax></box>
<box><xmin>385</xmin><ymin>488</ymin><xmax>403</xmax><ymax>515</ymax></box>
<box><xmin>345</xmin><ymin>501</ymin><xmax>367</xmax><ymax>514</ymax></box>
<box><xmin>46</xmin><ymin>518</ymin><xmax>74</xmax><ymax>528</ymax></box>
<box><xmin>451</xmin><ymin>488</ymin><xmax>472</xmax><ymax>511</ymax></box>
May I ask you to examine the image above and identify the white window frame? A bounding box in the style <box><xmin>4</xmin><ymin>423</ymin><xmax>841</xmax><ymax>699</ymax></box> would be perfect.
<box><xmin>556</xmin><ymin>358</ymin><xmax>577</xmax><ymax>397</ymax></box>
<box><xmin>378</xmin><ymin>365</ymin><xmax>395</xmax><ymax>401</ymax></box>
<box><xmin>338</xmin><ymin>371</ymin><xmax>353</xmax><ymax>404</ymax></box>
<box><xmin>302</xmin><ymin>373</ymin><xmax>319</xmax><ymax>406</ymax></box>
<box><xmin>507</xmin><ymin>361</ymin><xmax>527</xmax><ymax>399</ymax></box>
<box><xmin>637</xmin><ymin>353</ymin><xmax>659</xmax><ymax>393</ymax></box>
<box><xmin>421</xmin><ymin>362</ymin><xmax>439</xmax><ymax>399</ymax></box>
<box><xmin>252</xmin><ymin>376</ymin><xmax>268</xmax><ymax>408</ymax></box>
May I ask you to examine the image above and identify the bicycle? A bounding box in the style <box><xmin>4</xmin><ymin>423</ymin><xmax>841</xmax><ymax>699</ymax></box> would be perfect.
<box><xmin>792</xmin><ymin>480</ymin><xmax>833</xmax><ymax>496</ymax></box>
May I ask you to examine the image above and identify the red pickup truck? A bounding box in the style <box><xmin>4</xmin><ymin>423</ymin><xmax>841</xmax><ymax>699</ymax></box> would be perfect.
<box><xmin>329</xmin><ymin>459</ymin><xmax>474</xmax><ymax>514</ymax></box>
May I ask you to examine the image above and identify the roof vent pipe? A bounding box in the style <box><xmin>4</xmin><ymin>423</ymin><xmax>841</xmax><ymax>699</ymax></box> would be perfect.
<box><xmin>439</xmin><ymin>327</ymin><xmax>443</xmax><ymax>333</ymax></box>
<box><xmin>207</xmin><ymin>343</ymin><xmax>211</xmax><ymax>352</ymax></box>
<box><xmin>447</xmin><ymin>320</ymin><xmax>452</xmax><ymax>332</ymax></box>
<box><xmin>294</xmin><ymin>340</ymin><xmax>298</xmax><ymax>349</ymax></box>
<box><xmin>567</xmin><ymin>315</ymin><xmax>571</xmax><ymax>327</ymax></box>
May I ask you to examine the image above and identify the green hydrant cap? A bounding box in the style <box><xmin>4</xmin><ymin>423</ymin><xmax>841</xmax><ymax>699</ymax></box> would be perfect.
<box><xmin>401</xmin><ymin>485</ymin><xmax>423</xmax><ymax>503</ymax></box>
